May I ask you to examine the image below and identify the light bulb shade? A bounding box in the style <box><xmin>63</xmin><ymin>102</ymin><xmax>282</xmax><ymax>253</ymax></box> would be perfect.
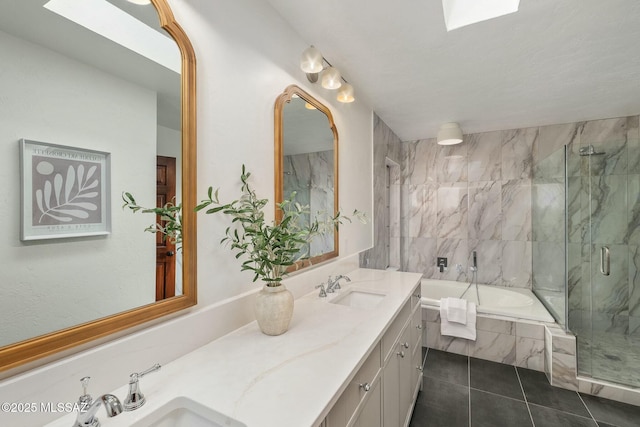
<box><xmin>300</xmin><ymin>46</ymin><xmax>323</xmax><ymax>73</ymax></box>
<box><xmin>437</xmin><ymin>122</ymin><xmax>463</xmax><ymax>145</ymax></box>
<box><xmin>304</xmin><ymin>102</ymin><xmax>317</xmax><ymax>110</ymax></box>
<box><xmin>337</xmin><ymin>83</ymin><xmax>355</xmax><ymax>103</ymax></box>
<box><xmin>321</xmin><ymin>67</ymin><xmax>342</xmax><ymax>90</ymax></box>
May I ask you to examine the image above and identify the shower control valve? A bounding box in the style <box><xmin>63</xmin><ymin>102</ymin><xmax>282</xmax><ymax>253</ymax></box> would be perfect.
<box><xmin>437</xmin><ymin>257</ymin><xmax>448</xmax><ymax>273</ymax></box>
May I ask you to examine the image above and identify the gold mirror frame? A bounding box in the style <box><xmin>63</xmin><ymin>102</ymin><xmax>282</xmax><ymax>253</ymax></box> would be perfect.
<box><xmin>0</xmin><ymin>0</ymin><xmax>197</xmax><ymax>373</ymax></box>
<box><xmin>274</xmin><ymin>85</ymin><xmax>339</xmax><ymax>270</ymax></box>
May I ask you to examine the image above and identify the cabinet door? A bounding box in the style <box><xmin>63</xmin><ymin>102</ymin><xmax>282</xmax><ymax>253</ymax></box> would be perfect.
<box><xmin>411</xmin><ymin>343</ymin><xmax>423</xmax><ymax>398</ymax></box>
<box><xmin>398</xmin><ymin>326</ymin><xmax>413</xmax><ymax>425</ymax></box>
<box><xmin>326</xmin><ymin>390</ymin><xmax>350</xmax><ymax>427</ymax></box>
<box><xmin>382</xmin><ymin>351</ymin><xmax>400</xmax><ymax>427</ymax></box>
<box><xmin>354</xmin><ymin>378</ymin><xmax>382</xmax><ymax>427</ymax></box>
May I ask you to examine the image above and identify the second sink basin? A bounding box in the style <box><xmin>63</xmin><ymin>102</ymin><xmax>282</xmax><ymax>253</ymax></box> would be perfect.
<box><xmin>130</xmin><ymin>397</ymin><xmax>246</xmax><ymax>427</ymax></box>
<box><xmin>330</xmin><ymin>289</ymin><xmax>386</xmax><ymax>309</ymax></box>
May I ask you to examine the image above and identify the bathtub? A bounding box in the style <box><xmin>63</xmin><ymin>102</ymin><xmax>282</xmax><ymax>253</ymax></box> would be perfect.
<box><xmin>421</xmin><ymin>279</ymin><xmax>554</xmax><ymax>323</ymax></box>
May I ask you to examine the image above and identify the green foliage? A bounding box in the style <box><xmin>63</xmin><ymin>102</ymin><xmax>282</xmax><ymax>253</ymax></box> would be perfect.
<box><xmin>121</xmin><ymin>192</ymin><xmax>183</xmax><ymax>247</ymax></box>
<box><xmin>123</xmin><ymin>165</ymin><xmax>366</xmax><ymax>286</ymax></box>
<box><xmin>196</xmin><ymin>165</ymin><xmax>365</xmax><ymax>285</ymax></box>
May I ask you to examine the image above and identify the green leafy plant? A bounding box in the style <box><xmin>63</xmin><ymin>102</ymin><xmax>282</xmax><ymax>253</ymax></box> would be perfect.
<box><xmin>196</xmin><ymin>165</ymin><xmax>365</xmax><ymax>285</ymax></box>
<box><xmin>123</xmin><ymin>165</ymin><xmax>366</xmax><ymax>285</ymax></box>
<box><xmin>121</xmin><ymin>192</ymin><xmax>183</xmax><ymax>247</ymax></box>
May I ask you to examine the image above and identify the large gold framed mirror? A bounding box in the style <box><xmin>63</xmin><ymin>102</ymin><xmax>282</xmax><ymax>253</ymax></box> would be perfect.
<box><xmin>274</xmin><ymin>85</ymin><xmax>339</xmax><ymax>270</ymax></box>
<box><xmin>0</xmin><ymin>0</ymin><xmax>197</xmax><ymax>373</ymax></box>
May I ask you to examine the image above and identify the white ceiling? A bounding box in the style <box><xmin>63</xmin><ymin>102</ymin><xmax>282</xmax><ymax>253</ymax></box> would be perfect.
<box><xmin>266</xmin><ymin>0</ymin><xmax>640</xmax><ymax>141</ymax></box>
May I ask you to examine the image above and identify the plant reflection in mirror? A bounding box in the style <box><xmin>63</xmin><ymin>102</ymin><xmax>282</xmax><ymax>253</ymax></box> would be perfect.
<box><xmin>196</xmin><ymin>165</ymin><xmax>366</xmax><ymax>285</ymax></box>
<box><xmin>121</xmin><ymin>192</ymin><xmax>182</xmax><ymax>248</ymax></box>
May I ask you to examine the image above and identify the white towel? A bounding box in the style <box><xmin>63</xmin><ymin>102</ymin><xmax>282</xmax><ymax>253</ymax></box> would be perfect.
<box><xmin>443</xmin><ymin>297</ymin><xmax>467</xmax><ymax>325</ymax></box>
<box><xmin>440</xmin><ymin>299</ymin><xmax>477</xmax><ymax>341</ymax></box>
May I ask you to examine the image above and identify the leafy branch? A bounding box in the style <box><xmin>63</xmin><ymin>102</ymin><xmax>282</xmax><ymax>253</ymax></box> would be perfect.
<box><xmin>196</xmin><ymin>165</ymin><xmax>366</xmax><ymax>285</ymax></box>
<box><xmin>121</xmin><ymin>192</ymin><xmax>182</xmax><ymax>247</ymax></box>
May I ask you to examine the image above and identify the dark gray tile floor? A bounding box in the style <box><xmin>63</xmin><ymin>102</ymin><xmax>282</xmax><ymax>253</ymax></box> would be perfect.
<box><xmin>410</xmin><ymin>348</ymin><xmax>640</xmax><ymax>427</ymax></box>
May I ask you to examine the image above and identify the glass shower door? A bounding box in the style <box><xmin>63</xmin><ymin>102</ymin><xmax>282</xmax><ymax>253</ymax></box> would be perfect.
<box><xmin>572</xmin><ymin>139</ymin><xmax>640</xmax><ymax>388</ymax></box>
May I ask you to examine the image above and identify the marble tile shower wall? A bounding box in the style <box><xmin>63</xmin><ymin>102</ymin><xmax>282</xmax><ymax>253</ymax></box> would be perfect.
<box><xmin>283</xmin><ymin>150</ymin><xmax>334</xmax><ymax>255</ymax></box>
<box><xmin>401</xmin><ymin>128</ymin><xmax>536</xmax><ymax>288</ymax></box>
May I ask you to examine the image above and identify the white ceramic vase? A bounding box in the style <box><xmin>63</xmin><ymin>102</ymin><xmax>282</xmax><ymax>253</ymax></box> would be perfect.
<box><xmin>254</xmin><ymin>283</ymin><xmax>294</xmax><ymax>335</ymax></box>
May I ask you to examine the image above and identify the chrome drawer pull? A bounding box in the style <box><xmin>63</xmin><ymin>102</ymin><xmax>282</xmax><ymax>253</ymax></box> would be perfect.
<box><xmin>359</xmin><ymin>382</ymin><xmax>371</xmax><ymax>392</ymax></box>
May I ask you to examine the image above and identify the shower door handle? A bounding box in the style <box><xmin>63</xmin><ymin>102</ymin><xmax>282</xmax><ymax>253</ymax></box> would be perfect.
<box><xmin>600</xmin><ymin>246</ymin><xmax>610</xmax><ymax>276</ymax></box>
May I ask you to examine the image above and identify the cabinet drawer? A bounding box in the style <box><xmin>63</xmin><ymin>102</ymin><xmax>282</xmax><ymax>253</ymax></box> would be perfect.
<box><xmin>326</xmin><ymin>343</ymin><xmax>381</xmax><ymax>427</ymax></box>
<box><xmin>382</xmin><ymin>300</ymin><xmax>410</xmax><ymax>361</ymax></box>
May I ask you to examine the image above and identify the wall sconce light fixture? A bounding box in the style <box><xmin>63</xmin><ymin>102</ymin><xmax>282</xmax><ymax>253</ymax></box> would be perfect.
<box><xmin>437</xmin><ymin>122</ymin><xmax>464</xmax><ymax>145</ymax></box>
<box><xmin>300</xmin><ymin>46</ymin><xmax>355</xmax><ymax>103</ymax></box>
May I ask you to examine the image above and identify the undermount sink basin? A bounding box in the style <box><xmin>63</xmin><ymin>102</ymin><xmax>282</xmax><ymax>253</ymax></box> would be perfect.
<box><xmin>130</xmin><ymin>397</ymin><xmax>246</xmax><ymax>427</ymax></box>
<box><xmin>330</xmin><ymin>289</ymin><xmax>386</xmax><ymax>309</ymax></box>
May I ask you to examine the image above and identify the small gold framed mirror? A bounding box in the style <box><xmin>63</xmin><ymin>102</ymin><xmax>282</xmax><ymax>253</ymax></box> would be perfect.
<box><xmin>274</xmin><ymin>85</ymin><xmax>339</xmax><ymax>270</ymax></box>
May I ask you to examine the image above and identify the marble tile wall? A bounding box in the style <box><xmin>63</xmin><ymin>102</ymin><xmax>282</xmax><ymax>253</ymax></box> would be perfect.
<box><xmin>364</xmin><ymin>114</ymin><xmax>640</xmax><ymax>340</ymax></box>
<box><xmin>402</xmin><ymin>129</ymin><xmax>536</xmax><ymax>288</ymax></box>
<box><xmin>360</xmin><ymin>114</ymin><xmax>403</xmax><ymax>270</ymax></box>
<box><xmin>284</xmin><ymin>150</ymin><xmax>334</xmax><ymax>255</ymax></box>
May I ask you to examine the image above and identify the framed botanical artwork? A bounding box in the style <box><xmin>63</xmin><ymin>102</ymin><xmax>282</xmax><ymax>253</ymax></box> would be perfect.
<box><xmin>19</xmin><ymin>139</ymin><xmax>111</xmax><ymax>241</ymax></box>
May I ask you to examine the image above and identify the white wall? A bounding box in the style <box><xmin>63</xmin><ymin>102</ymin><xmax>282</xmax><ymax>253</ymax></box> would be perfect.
<box><xmin>0</xmin><ymin>30</ymin><xmax>157</xmax><ymax>346</ymax></box>
<box><xmin>0</xmin><ymin>1</ymin><xmax>373</xmax><ymax>425</ymax></box>
<box><xmin>178</xmin><ymin>0</ymin><xmax>373</xmax><ymax>304</ymax></box>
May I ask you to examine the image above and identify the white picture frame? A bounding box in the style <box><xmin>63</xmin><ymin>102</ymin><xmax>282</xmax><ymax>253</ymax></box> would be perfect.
<box><xmin>20</xmin><ymin>139</ymin><xmax>111</xmax><ymax>241</ymax></box>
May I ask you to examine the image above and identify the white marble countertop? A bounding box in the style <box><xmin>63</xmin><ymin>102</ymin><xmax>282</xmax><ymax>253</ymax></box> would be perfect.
<box><xmin>45</xmin><ymin>268</ymin><xmax>422</xmax><ymax>427</ymax></box>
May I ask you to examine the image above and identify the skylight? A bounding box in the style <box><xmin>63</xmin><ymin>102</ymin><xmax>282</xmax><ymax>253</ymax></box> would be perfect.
<box><xmin>43</xmin><ymin>0</ymin><xmax>180</xmax><ymax>73</ymax></box>
<box><xmin>442</xmin><ymin>0</ymin><xmax>520</xmax><ymax>31</ymax></box>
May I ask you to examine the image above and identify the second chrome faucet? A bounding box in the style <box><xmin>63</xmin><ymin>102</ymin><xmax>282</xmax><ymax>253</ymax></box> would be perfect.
<box><xmin>317</xmin><ymin>274</ymin><xmax>352</xmax><ymax>297</ymax></box>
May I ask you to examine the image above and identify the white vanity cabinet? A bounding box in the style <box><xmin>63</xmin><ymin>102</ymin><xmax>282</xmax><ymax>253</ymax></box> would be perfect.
<box><xmin>325</xmin><ymin>283</ymin><xmax>423</xmax><ymax>427</ymax></box>
<box><xmin>383</xmin><ymin>287</ymin><xmax>423</xmax><ymax>427</ymax></box>
<box><xmin>325</xmin><ymin>342</ymin><xmax>382</xmax><ymax>427</ymax></box>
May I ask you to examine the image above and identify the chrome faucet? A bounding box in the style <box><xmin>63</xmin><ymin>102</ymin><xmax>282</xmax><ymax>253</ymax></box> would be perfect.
<box><xmin>316</xmin><ymin>283</ymin><xmax>327</xmax><ymax>297</ymax></box>
<box><xmin>74</xmin><ymin>382</ymin><xmax>123</xmax><ymax>427</ymax></box>
<box><xmin>327</xmin><ymin>275</ymin><xmax>351</xmax><ymax>293</ymax></box>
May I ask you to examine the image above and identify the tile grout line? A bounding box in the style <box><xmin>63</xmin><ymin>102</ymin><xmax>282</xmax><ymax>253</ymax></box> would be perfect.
<box><xmin>515</xmin><ymin>366</ymin><xmax>536</xmax><ymax>427</ymax></box>
<box><xmin>468</xmin><ymin>355</ymin><xmax>471</xmax><ymax>427</ymax></box>
<box><xmin>469</xmin><ymin>386</ymin><xmax>531</xmax><ymax>404</ymax></box>
<box><xmin>576</xmin><ymin>392</ymin><xmax>600</xmax><ymax>425</ymax></box>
